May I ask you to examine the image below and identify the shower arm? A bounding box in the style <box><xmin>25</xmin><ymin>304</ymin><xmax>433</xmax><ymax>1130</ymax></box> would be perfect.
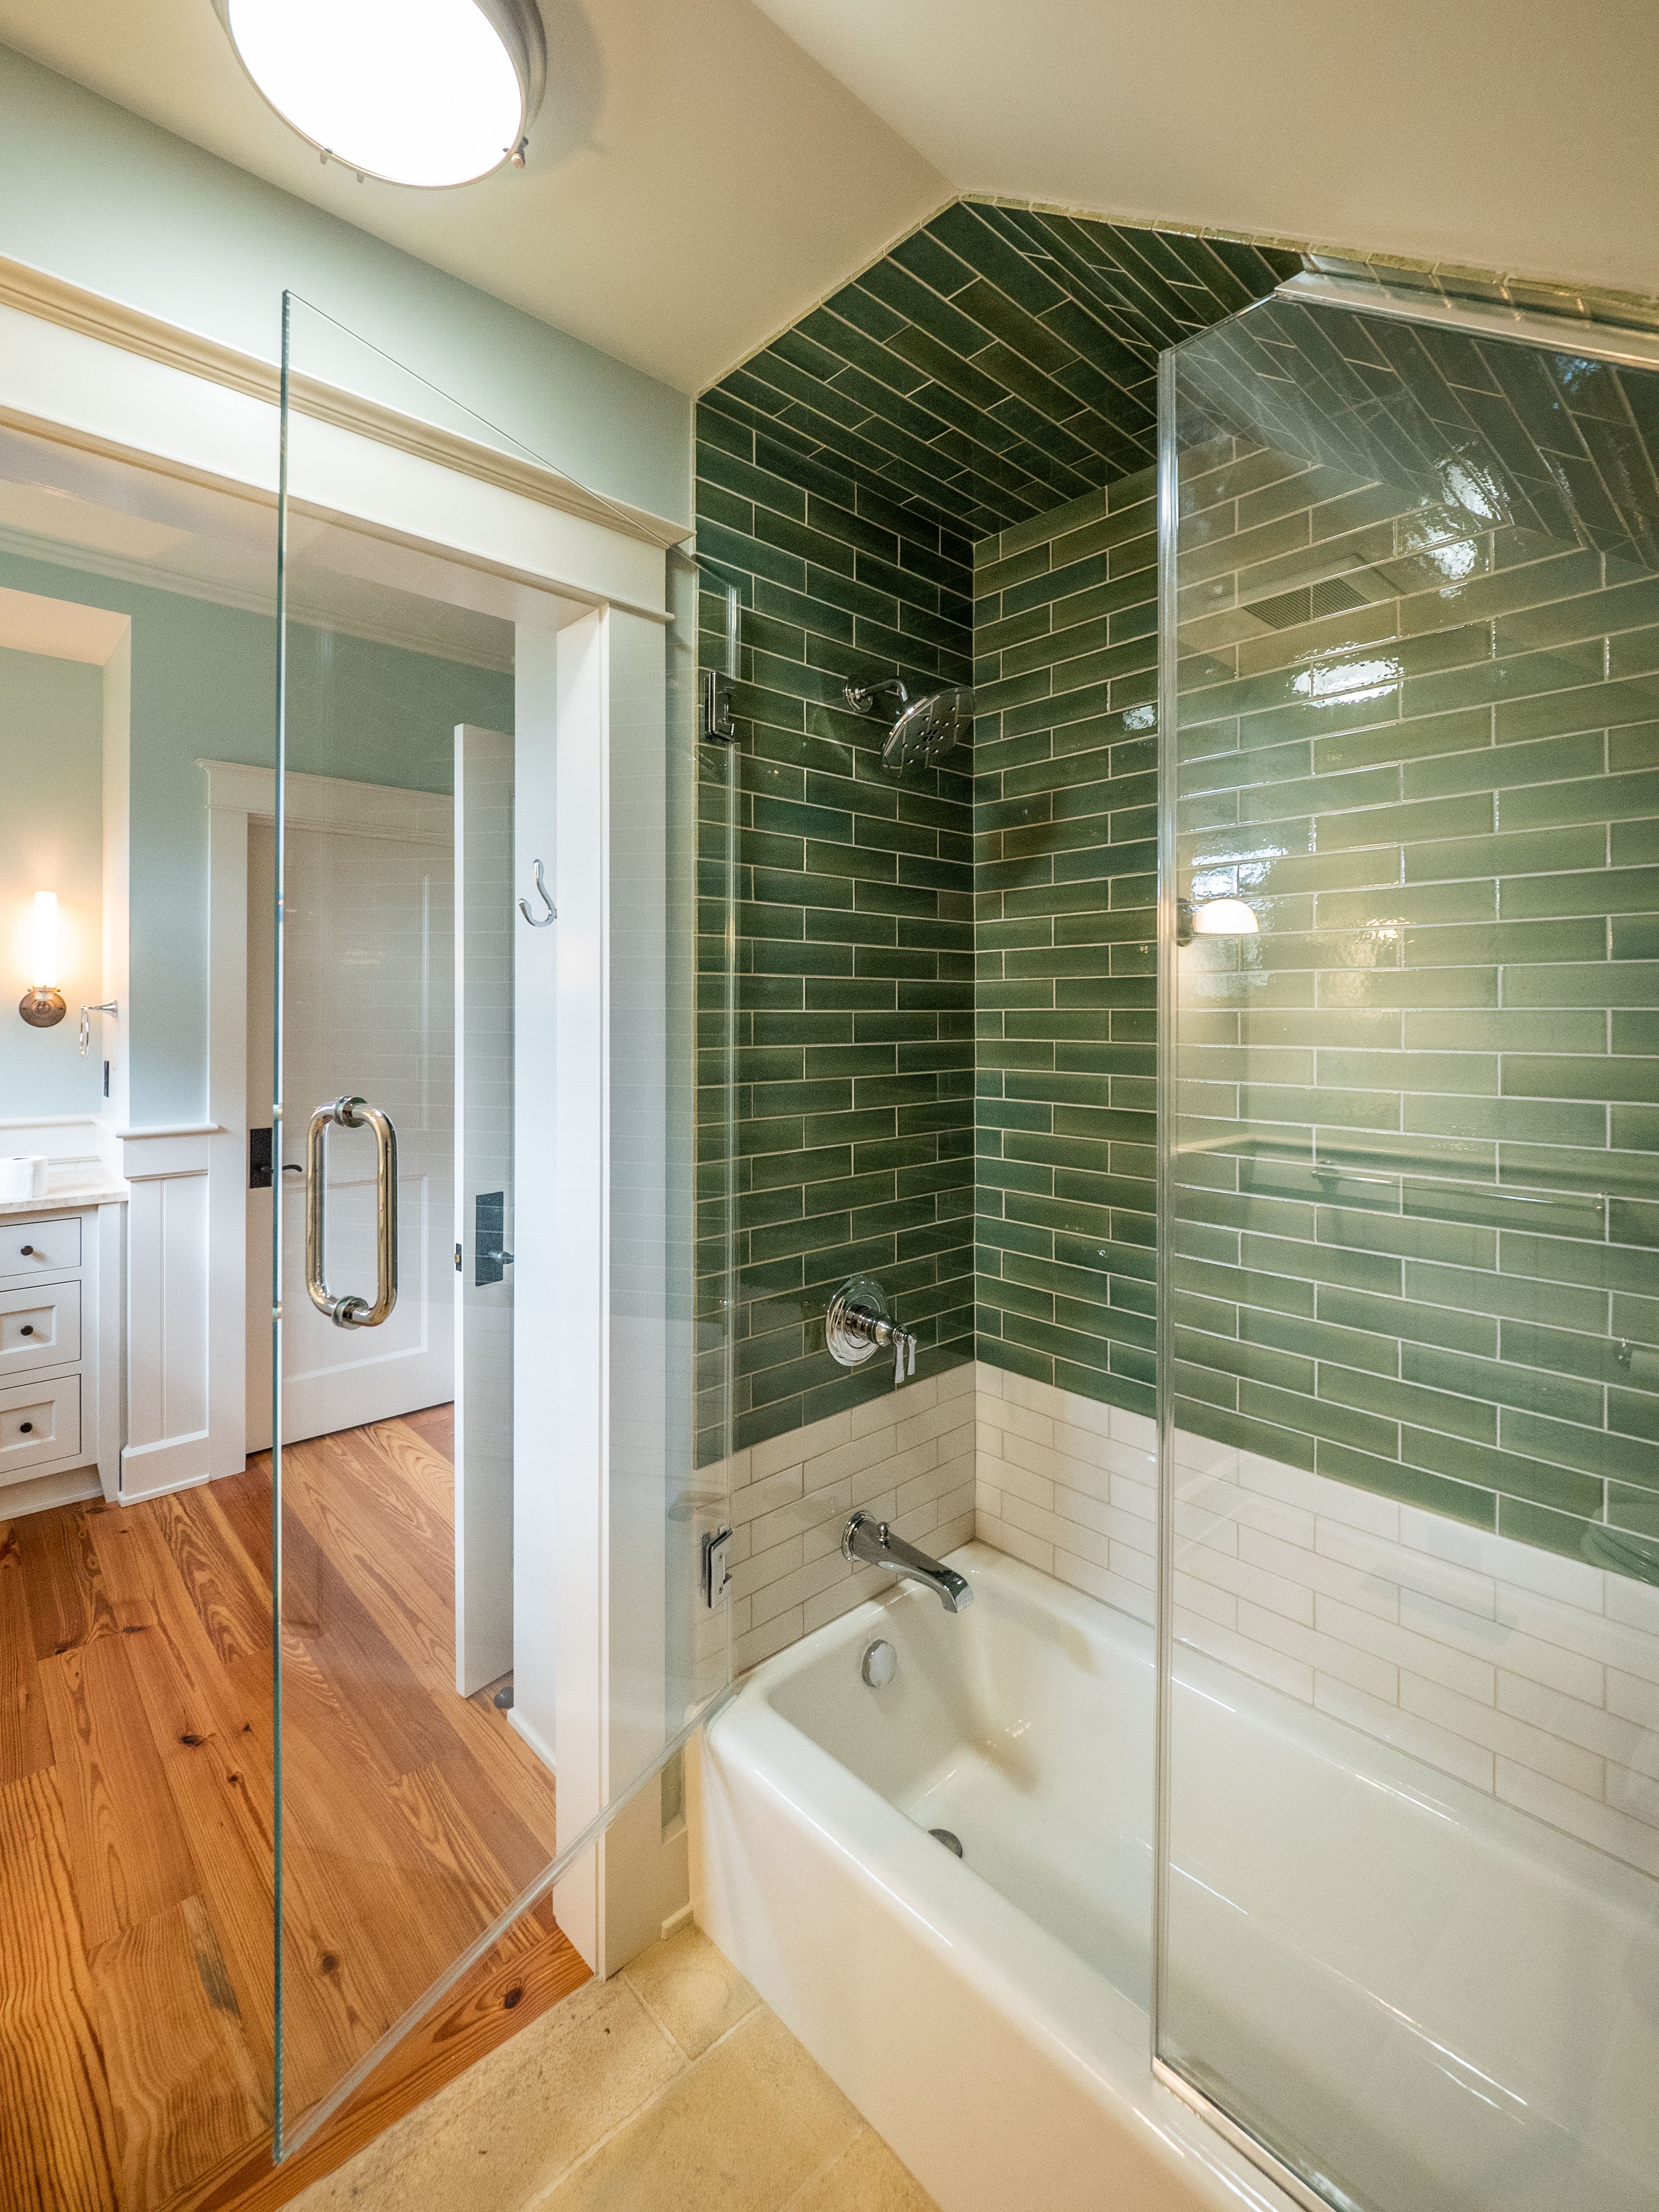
<box><xmin>843</xmin><ymin>677</ymin><xmax>909</xmax><ymax>716</ymax></box>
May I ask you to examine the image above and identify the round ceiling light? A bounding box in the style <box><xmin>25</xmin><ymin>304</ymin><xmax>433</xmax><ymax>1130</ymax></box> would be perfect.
<box><xmin>220</xmin><ymin>0</ymin><xmax>545</xmax><ymax>190</ymax></box>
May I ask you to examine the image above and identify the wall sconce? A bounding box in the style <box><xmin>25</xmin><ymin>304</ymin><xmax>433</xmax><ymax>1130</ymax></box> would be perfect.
<box><xmin>1176</xmin><ymin>897</ymin><xmax>1260</xmax><ymax>946</ymax></box>
<box><xmin>19</xmin><ymin>893</ymin><xmax>66</xmax><ymax>1028</ymax></box>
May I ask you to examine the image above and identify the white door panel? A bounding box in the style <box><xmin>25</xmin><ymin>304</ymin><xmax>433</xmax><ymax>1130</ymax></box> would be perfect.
<box><xmin>247</xmin><ymin>813</ymin><xmax>454</xmax><ymax>1447</ymax></box>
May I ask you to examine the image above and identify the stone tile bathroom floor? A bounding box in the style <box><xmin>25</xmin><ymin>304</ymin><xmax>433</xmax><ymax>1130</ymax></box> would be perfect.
<box><xmin>289</xmin><ymin>1923</ymin><xmax>939</xmax><ymax>2212</ymax></box>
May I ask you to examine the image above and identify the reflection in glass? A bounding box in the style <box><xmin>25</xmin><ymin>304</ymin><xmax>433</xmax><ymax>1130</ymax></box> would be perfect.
<box><xmin>1156</xmin><ymin>301</ymin><xmax>1659</xmax><ymax>2212</ymax></box>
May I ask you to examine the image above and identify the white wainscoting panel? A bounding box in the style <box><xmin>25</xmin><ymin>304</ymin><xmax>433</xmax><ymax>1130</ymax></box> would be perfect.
<box><xmin>120</xmin><ymin>1126</ymin><xmax>213</xmax><ymax>1499</ymax></box>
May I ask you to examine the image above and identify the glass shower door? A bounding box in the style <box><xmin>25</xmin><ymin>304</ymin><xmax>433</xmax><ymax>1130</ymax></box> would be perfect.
<box><xmin>1155</xmin><ymin>292</ymin><xmax>1659</xmax><ymax>2212</ymax></box>
<box><xmin>271</xmin><ymin>297</ymin><xmax>730</xmax><ymax>2154</ymax></box>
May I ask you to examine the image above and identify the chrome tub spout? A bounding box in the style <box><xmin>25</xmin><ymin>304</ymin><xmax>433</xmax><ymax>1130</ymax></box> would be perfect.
<box><xmin>842</xmin><ymin>1511</ymin><xmax>974</xmax><ymax>1612</ymax></box>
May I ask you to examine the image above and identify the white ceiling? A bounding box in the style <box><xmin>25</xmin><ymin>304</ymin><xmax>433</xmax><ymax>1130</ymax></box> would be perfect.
<box><xmin>753</xmin><ymin>0</ymin><xmax>1659</xmax><ymax>306</ymax></box>
<box><xmin>0</xmin><ymin>0</ymin><xmax>949</xmax><ymax>395</ymax></box>
<box><xmin>3</xmin><ymin>0</ymin><xmax>1654</xmax><ymax>404</ymax></box>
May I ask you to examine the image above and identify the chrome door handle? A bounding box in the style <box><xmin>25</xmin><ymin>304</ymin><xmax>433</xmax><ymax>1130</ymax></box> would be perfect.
<box><xmin>305</xmin><ymin>1095</ymin><xmax>399</xmax><ymax>1329</ymax></box>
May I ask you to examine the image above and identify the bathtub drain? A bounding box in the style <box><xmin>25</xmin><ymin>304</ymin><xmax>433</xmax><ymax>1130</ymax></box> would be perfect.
<box><xmin>929</xmin><ymin>1827</ymin><xmax>964</xmax><ymax>1858</ymax></box>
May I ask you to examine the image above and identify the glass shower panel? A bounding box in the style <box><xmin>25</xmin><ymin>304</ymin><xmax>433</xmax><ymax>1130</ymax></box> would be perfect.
<box><xmin>0</xmin><ymin>418</ymin><xmax>281</xmax><ymax>2208</ymax></box>
<box><xmin>273</xmin><ymin>298</ymin><xmax>730</xmax><ymax>2154</ymax></box>
<box><xmin>1156</xmin><ymin>297</ymin><xmax>1659</xmax><ymax>2212</ymax></box>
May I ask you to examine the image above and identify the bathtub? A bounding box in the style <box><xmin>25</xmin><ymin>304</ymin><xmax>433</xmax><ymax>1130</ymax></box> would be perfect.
<box><xmin>689</xmin><ymin>1543</ymin><xmax>1659</xmax><ymax>2212</ymax></box>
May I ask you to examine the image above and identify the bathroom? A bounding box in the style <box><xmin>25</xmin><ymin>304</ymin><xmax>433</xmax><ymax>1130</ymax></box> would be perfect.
<box><xmin>0</xmin><ymin>7</ymin><xmax>1654</xmax><ymax>2211</ymax></box>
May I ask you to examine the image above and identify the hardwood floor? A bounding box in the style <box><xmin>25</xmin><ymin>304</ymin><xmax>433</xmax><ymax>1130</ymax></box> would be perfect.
<box><xmin>0</xmin><ymin>1408</ymin><xmax>585</xmax><ymax>2212</ymax></box>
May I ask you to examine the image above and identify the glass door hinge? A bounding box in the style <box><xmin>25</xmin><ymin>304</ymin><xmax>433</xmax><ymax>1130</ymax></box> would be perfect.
<box><xmin>701</xmin><ymin>669</ymin><xmax>738</xmax><ymax>743</ymax></box>
<box><xmin>702</xmin><ymin>1527</ymin><xmax>733</xmax><ymax>1609</ymax></box>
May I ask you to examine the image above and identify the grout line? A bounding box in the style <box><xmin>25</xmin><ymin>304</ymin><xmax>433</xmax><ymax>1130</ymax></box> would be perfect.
<box><xmin>524</xmin><ymin>1994</ymin><xmax>769</xmax><ymax>2212</ymax></box>
<box><xmin>774</xmin><ymin>2126</ymin><xmax>879</xmax><ymax>2211</ymax></box>
<box><xmin>620</xmin><ymin>1952</ymin><xmax>762</xmax><ymax>2065</ymax></box>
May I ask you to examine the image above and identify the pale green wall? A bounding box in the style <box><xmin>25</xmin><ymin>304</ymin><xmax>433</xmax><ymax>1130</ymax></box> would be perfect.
<box><xmin>0</xmin><ymin>45</ymin><xmax>691</xmax><ymax>527</ymax></box>
<box><xmin>0</xmin><ymin>548</ymin><xmax>511</xmax><ymax>1127</ymax></box>
<box><xmin>0</xmin><ymin>644</ymin><xmax>104</xmax><ymax>1119</ymax></box>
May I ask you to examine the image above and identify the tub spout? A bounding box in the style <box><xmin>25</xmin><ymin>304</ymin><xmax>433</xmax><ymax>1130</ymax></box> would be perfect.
<box><xmin>842</xmin><ymin>1511</ymin><xmax>974</xmax><ymax>1612</ymax></box>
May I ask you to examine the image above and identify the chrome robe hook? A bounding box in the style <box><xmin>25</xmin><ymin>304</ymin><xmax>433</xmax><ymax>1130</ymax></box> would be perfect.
<box><xmin>518</xmin><ymin>859</ymin><xmax>556</xmax><ymax>927</ymax></box>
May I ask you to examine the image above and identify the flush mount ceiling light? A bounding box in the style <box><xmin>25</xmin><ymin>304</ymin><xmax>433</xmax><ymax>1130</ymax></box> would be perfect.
<box><xmin>218</xmin><ymin>0</ymin><xmax>545</xmax><ymax>189</ymax></box>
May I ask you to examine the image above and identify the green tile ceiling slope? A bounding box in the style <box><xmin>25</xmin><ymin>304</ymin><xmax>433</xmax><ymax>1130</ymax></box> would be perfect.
<box><xmin>711</xmin><ymin>203</ymin><xmax>1302</xmax><ymax>543</ymax></box>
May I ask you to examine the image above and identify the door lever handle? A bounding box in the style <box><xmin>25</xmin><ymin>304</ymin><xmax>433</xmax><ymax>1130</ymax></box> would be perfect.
<box><xmin>518</xmin><ymin>858</ymin><xmax>556</xmax><ymax>927</ymax></box>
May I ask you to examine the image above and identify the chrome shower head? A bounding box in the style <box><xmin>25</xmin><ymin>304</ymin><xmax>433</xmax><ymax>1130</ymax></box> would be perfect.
<box><xmin>843</xmin><ymin>677</ymin><xmax>974</xmax><ymax>777</ymax></box>
<box><xmin>880</xmin><ymin>685</ymin><xmax>974</xmax><ymax>776</ymax></box>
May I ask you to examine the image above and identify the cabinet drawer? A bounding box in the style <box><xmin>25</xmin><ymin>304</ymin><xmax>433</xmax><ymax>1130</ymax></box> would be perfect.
<box><xmin>0</xmin><ymin>1214</ymin><xmax>82</xmax><ymax>1282</ymax></box>
<box><xmin>0</xmin><ymin>1278</ymin><xmax>81</xmax><ymax>1378</ymax></box>
<box><xmin>0</xmin><ymin>1373</ymin><xmax>80</xmax><ymax>1486</ymax></box>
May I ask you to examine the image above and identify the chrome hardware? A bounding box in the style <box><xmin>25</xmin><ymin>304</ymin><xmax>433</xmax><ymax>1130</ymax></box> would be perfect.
<box><xmin>843</xmin><ymin>676</ymin><xmax>908</xmax><ymax>715</ymax></box>
<box><xmin>474</xmin><ymin>1190</ymin><xmax>513</xmax><ymax>1285</ymax></box>
<box><xmin>78</xmin><ymin>999</ymin><xmax>118</xmax><ymax>1058</ymax></box>
<box><xmin>861</xmin><ymin>1637</ymin><xmax>897</xmax><ymax>1688</ymax></box>
<box><xmin>842</xmin><ymin>1510</ymin><xmax>973</xmax><ymax>1613</ymax></box>
<box><xmin>843</xmin><ymin>678</ymin><xmax>974</xmax><ymax>776</ymax></box>
<box><xmin>702</xmin><ymin>1526</ymin><xmax>733</xmax><ymax>1610</ymax></box>
<box><xmin>518</xmin><ymin>858</ymin><xmax>556</xmax><ymax>927</ymax></box>
<box><xmin>825</xmin><ymin>1274</ymin><xmax>917</xmax><ymax>1388</ymax></box>
<box><xmin>930</xmin><ymin>1827</ymin><xmax>964</xmax><ymax>1857</ymax></box>
<box><xmin>305</xmin><ymin>1095</ymin><xmax>398</xmax><ymax>1329</ymax></box>
<box><xmin>701</xmin><ymin>668</ymin><xmax>738</xmax><ymax>743</ymax></box>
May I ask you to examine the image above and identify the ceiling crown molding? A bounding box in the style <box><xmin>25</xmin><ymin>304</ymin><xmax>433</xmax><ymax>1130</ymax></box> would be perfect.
<box><xmin>0</xmin><ymin>251</ymin><xmax>690</xmax><ymax>550</ymax></box>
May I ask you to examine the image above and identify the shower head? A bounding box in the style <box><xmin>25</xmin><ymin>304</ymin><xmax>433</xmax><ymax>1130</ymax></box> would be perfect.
<box><xmin>880</xmin><ymin>685</ymin><xmax>974</xmax><ymax>776</ymax></box>
<box><xmin>843</xmin><ymin>677</ymin><xmax>974</xmax><ymax>777</ymax></box>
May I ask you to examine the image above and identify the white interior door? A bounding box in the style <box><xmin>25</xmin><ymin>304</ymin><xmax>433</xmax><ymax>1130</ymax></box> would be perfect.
<box><xmin>249</xmin><ymin>812</ymin><xmax>455</xmax><ymax>1445</ymax></box>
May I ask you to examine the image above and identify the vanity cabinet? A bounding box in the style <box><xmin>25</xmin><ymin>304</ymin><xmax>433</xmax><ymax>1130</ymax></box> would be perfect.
<box><xmin>0</xmin><ymin>1199</ymin><xmax>123</xmax><ymax>1506</ymax></box>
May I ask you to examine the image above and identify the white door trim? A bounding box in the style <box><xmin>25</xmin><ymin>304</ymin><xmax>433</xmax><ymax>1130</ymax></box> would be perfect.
<box><xmin>0</xmin><ymin>298</ymin><xmax>673</xmax><ymax>620</ymax></box>
<box><xmin>0</xmin><ymin>250</ymin><xmax>689</xmax><ymax>553</ymax></box>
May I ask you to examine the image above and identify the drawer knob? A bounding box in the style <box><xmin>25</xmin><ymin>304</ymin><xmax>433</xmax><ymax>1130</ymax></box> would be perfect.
<box><xmin>19</xmin><ymin>1326</ymin><xmax>32</xmax><ymax>1337</ymax></box>
<box><xmin>18</xmin><ymin>1421</ymin><xmax>31</xmax><ymax>1434</ymax></box>
<box><xmin>19</xmin><ymin>1245</ymin><xmax>33</xmax><ymax>1256</ymax></box>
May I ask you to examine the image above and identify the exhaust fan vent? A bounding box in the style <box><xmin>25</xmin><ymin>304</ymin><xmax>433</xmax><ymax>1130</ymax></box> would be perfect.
<box><xmin>1247</xmin><ymin>577</ymin><xmax>1367</xmax><ymax>630</ymax></box>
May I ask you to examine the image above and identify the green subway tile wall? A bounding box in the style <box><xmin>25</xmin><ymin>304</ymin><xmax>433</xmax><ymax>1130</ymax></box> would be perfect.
<box><xmin>972</xmin><ymin>472</ymin><xmax>1163</xmax><ymax>1414</ymax></box>
<box><xmin>696</xmin><ymin>206</ymin><xmax>1298</xmax><ymax>1457</ymax></box>
<box><xmin>1169</xmin><ymin>302</ymin><xmax>1659</xmax><ymax>1578</ymax></box>
<box><xmin>697</xmin><ymin>207</ymin><xmax>1659</xmax><ymax>1585</ymax></box>
<box><xmin>691</xmin><ymin>429</ymin><xmax>977</xmax><ymax>1462</ymax></box>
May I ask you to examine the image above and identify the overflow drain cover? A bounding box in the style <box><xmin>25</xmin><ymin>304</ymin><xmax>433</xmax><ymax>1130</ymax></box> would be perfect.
<box><xmin>929</xmin><ymin>1827</ymin><xmax>963</xmax><ymax>1858</ymax></box>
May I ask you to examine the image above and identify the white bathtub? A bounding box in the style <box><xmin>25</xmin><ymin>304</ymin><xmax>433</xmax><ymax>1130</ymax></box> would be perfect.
<box><xmin>689</xmin><ymin>1543</ymin><xmax>1659</xmax><ymax>2212</ymax></box>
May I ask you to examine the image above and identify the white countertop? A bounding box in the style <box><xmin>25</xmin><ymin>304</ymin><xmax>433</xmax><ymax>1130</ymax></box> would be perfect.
<box><xmin>0</xmin><ymin>1178</ymin><xmax>129</xmax><ymax>1216</ymax></box>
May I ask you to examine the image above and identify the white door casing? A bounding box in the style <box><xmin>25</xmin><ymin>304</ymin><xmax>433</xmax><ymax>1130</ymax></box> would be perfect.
<box><xmin>455</xmin><ymin>722</ymin><xmax>515</xmax><ymax>1695</ymax></box>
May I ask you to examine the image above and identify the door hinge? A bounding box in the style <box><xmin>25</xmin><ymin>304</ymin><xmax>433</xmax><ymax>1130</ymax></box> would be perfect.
<box><xmin>702</xmin><ymin>1527</ymin><xmax>733</xmax><ymax>1610</ymax></box>
<box><xmin>701</xmin><ymin>668</ymin><xmax>738</xmax><ymax>743</ymax></box>
<box><xmin>455</xmin><ymin>1242</ymin><xmax>463</xmax><ymax>1274</ymax></box>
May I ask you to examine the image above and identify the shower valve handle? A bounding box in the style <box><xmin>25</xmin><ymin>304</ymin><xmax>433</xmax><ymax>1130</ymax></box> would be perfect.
<box><xmin>824</xmin><ymin>1275</ymin><xmax>917</xmax><ymax>1387</ymax></box>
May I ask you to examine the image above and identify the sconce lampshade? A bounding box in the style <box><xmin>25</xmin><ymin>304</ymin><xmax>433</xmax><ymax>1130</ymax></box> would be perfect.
<box><xmin>1189</xmin><ymin>898</ymin><xmax>1260</xmax><ymax>937</ymax></box>
<box><xmin>19</xmin><ymin>892</ymin><xmax>66</xmax><ymax>1028</ymax></box>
